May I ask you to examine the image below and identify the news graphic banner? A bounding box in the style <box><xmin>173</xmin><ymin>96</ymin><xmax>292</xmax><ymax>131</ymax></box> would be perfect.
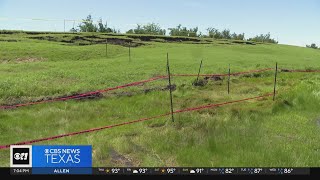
<box><xmin>8</xmin><ymin>145</ymin><xmax>316</xmax><ymax>176</ymax></box>
<box><xmin>10</xmin><ymin>145</ymin><xmax>92</xmax><ymax>175</ymax></box>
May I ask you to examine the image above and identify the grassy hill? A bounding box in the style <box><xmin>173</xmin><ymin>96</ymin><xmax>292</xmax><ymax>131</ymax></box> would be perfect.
<box><xmin>0</xmin><ymin>31</ymin><xmax>320</xmax><ymax>167</ymax></box>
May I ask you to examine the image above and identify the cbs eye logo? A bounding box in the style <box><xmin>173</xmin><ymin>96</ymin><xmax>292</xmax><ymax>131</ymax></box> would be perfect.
<box><xmin>10</xmin><ymin>145</ymin><xmax>32</xmax><ymax>167</ymax></box>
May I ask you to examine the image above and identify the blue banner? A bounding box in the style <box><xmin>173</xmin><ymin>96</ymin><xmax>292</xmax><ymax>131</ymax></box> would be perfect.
<box><xmin>32</xmin><ymin>145</ymin><xmax>92</xmax><ymax>168</ymax></box>
<box><xmin>32</xmin><ymin>168</ymin><xmax>92</xmax><ymax>175</ymax></box>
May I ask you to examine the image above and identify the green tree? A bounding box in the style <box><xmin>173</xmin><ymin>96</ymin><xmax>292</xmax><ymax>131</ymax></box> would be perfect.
<box><xmin>231</xmin><ymin>32</ymin><xmax>245</xmax><ymax>40</ymax></box>
<box><xmin>126</xmin><ymin>23</ymin><xmax>166</xmax><ymax>35</ymax></box>
<box><xmin>188</xmin><ymin>27</ymin><xmax>198</xmax><ymax>37</ymax></box>
<box><xmin>248</xmin><ymin>33</ymin><xmax>278</xmax><ymax>44</ymax></box>
<box><xmin>207</xmin><ymin>27</ymin><xmax>222</xmax><ymax>39</ymax></box>
<box><xmin>306</xmin><ymin>43</ymin><xmax>318</xmax><ymax>49</ymax></box>
<box><xmin>207</xmin><ymin>28</ymin><xmax>244</xmax><ymax>40</ymax></box>
<box><xmin>221</xmin><ymin>29</ymin><xmax>231</xmax><ymax>39</ymax></box>
<box><xmin>75</xmin><ymin>15</ymin><xmax>118</xmax><ymax>33</ymax></box>
<box><xmin>70</xmin><ymin>28</ymin><xmax>77</xmax><ymax>33</ymax></box>
<box><xmin>97</xmin><ymin>18</ymin><xmax>107</xmax><ymax>32</ymax></box>
<box><xmin>169</xmin><ymin>24</ymin><xmax>199</xmax><ymax>37</ymax></box>
<box><xmin>78</xmin><ymin>15</ymin><xmax>98</xmax><ymax>32</ymax></box>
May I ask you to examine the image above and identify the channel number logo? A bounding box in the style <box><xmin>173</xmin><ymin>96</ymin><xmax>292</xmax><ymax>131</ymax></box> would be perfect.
<box><xmin>10</xmin><ymin>145</ymin><xmax>32</xmax><ymax>167</ymax></box>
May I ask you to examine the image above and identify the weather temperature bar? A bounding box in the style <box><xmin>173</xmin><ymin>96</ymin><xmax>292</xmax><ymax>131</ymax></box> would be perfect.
<box><xmin>92</xmin><ymin>167</ymin><xmax>310</xmax><ymax>175</ymax></box>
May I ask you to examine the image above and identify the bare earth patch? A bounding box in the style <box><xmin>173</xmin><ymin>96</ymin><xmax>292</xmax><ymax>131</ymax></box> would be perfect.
<box><xmin>16</xmin><ymin>57</ymin><xmax>46</xmax><ymax>63</ymax></box>
<box><xmin>317</xmin><ymin>119</ymin><xmax>320</xmax><ymax>127</ymax></box>
<box><xmin>109</xmin><ymin>148</ymin><xmax>134</xmax><ymax>167</ymax></box>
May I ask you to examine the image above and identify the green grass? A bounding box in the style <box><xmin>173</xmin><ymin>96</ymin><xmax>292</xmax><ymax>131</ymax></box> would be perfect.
<box><xmin>0</xmin><ymin>32</ymin><xmax>320</xmax><ymax>167</ymax></box>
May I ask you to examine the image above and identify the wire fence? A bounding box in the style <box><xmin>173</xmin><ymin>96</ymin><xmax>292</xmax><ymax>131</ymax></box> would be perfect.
<box><xmin>0</xmin><ymin>93</ymin><xmax>273</xmax><ymax>150</ymax></box>
<box><xmin>0</xmin><ymin>68</ymin><xmax>273</xmax><ymax>109</ymax></box>
<box><xmin>0</xmin><ymin>65</ymin><xmax>319</xmax><ymax>149</ymax></box>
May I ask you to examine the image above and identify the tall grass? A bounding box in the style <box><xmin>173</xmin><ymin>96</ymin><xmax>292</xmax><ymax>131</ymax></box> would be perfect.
<box><xmin>0</xmin><ymin>33</ymin><xmax>320</xmax><ymax>167</ymax></box>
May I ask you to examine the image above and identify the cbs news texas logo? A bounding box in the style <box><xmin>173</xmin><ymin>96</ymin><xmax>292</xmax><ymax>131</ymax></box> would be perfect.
<box><xmin>10</xmin><ymin>145</ymin><xmax>92</xmax><ymax>168</ymax></box>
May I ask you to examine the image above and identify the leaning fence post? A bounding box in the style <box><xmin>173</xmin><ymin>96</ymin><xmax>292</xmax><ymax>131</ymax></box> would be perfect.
<box><xmin>273</xmin><ymin>62</ymin><xmax>278</xmax><ymax>101</ymax></box>
<box><xmin>106</xmin><ymin>39</ymin><xmax>108</xmax><ymax>58</ymax></box>
<box><xmin>72</xmin><ymin>20</ymin><xmax>75</xmax><ymax>34</ymax></box>
<box><xmin>196</xmin><ymin>60</ymin><xmax>203</xmax><ymax>84</ymax></box>
<box><xmin>129</xmin><ymin>42</ymin><xmax>131</xmax><ymax>62</ymax></box>
<box><xmin>228</xmin><ymin>64</ymin><xmax>231</xmax><ymax>94</ymax></box>
<box><xmin>167</xmin><ymin>53</ymin><xmax>174</xmax><ymax>122</ymax></box>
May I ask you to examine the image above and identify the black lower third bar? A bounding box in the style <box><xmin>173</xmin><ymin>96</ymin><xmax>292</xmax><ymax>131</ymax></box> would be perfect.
<box><xmin>91</xmin><ymin>167</ymin><xmax>313</xmax><ymax>175</ymax></box>
<box><xmin>2</xmin><ymin>167</ymin><xmax>318</xmax><ymax>176</ymax></box>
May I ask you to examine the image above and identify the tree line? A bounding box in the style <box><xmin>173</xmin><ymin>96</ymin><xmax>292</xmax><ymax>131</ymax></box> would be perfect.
<box><xmin>73</xmin><ymin>15</ymin><xmax>278</xmax><ymax>43</ymax></box>
<box><xmin>306</xmin><ymin>43</ymin><xmax>319</xmax><ymax>50</ymax></box>
<box><xmin>72</xmin><ymin>15</ymin><xmax>119</xmax><ymax>33</ymax></box>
